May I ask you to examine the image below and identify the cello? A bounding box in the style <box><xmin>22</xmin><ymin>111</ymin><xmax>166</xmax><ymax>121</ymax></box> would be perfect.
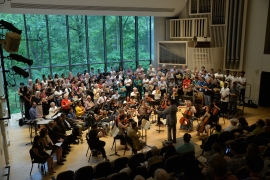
<box><xmin>196</xmin><ymin>106</ymin><xmax>211</xmax><ymax>134</ymax></box>
<box><xmin>179</xmin><ymin>108</ymin><xmax>193</xmax><ymax>126</ymax></box>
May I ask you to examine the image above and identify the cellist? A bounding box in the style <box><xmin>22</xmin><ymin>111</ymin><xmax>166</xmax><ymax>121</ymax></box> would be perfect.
<box><xmin>196</xmin><ymin>106</ymin><xmax>211</xmax><ymax>136</ymax></box>
<box><xmin>179</xmin><ymin>100</ymin><xmax>196</xmax><ymax>131</ymax></box>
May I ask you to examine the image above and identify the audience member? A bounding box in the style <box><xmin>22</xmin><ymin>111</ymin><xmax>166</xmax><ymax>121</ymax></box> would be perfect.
<box><xmin>163</xmin><ymin>145</ymin><xmax>177</xmax><ymax>163</ymax></box>
<box><xmin>154</xmin><ymin>168</ymin><xmax>169</xmax><ymax>180</ymax></box>
<box><xmin>176</xmin><ymin>133</ymin><xmax>195</xmax><ymax>155</ymax></box>
<box><xmin>146</xmin><ymin>146</ymin><xmax>163</xmax><ymax>170</ymax></box>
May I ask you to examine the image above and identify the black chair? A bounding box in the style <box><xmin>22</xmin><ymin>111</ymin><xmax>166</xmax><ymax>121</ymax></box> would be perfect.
<box><xmin>29</xmin><ymin>149</ymin><xmax>47</xmax><ymax>176</ymax></box>
<box><xmin>148</xmin><ymin>161</ymin><xmax>164</xmax><ymax>178</ymax></box>
<box><xmin>112</xmin><ymin>157</ymin><xmax>128</xmax><ymax>173</ymax></box>
<box><xmin>201</xmin><ymin>134</ymin><xmax>219</xmax><ymax>155</ymax></box>
<box><xmin>218</xmin><ymin>131</ymin><xmax>230</xmax><ymax>145</ymax></box>
<box><xmin>249</xmin><ymin>124</ymin><xmax>257</xmax><ymax>132</ymax></box>
<box><xmin>86</xmin><ymin>134</ymin><xmax>99</xmax><ymax>162</ymax></box>
<box><xmin>57</xmin><ymin>170</ymin><xmax>75</xmax><ymax>180</ymax></box>
<box><xmin>124</xmin><ymin>135</ymin><xmax>135</xmax><ymax>155</ymax></box>
<box><xmin>129</xmin><ymin>166</ymin><xmax>148</xmax><ymax>180</ymax></box>
<box><xmin>74</xmin><ymin>166</ymin><xmax>93</xmax><ymax>180</ymax></box>
<box><xmin>93</xmin><ymin>161</ymin><xmax>112</xmax><ymax>179</ymax></box>
<box><xmin>145</xmin><ymin>150</ymin><xmax>153</xmax><ymax>161</ymax></box>
<box><xmin>107</xmin><ymin>172</ymin><xmax>129</xmax><ymax>180</ymax></box>
<box><xmin>234</xmin><ymin>166</ymin><xmax>249</xmax><ymax>180</ymax></box>
<box><xmin>164</xmin><ymin>155</ymin><xmax>181</xmax><ymax>173</ymax></box>
<box><xmin>262</xmin><ymin>145</ymin><xmax>270</xmax><ymax>158</ymax></box>
<box><xmin>132</xmin><ymin>153</ymin><xmax>145</xmax><ymax>164</ymax></box>
<box><xmin>245</xmin><ymin>135</ymin><xmax>256</xmax><ymax>141</ymax></box>
<box><xmin>158</xmin><ymin>146</ymin><xmax>167</xmax><ymax>156</ymax></box>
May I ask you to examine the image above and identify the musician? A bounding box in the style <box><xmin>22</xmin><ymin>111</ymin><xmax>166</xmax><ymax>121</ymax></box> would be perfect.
<box><xmin>124</xmin><ymin>76</ymin><xmax>132</xmax><ymax>97</ymax></box>
<box><xmin>133</xmin><ymin>76</ymin><xmax>142</xmax><ymax>98</ymax></box>
<box><xmin>88</xmin><ymin>124</ymin><xmax>109</xmax><ymax>161</ymax></box>
<box><xmin>182</xmin><ymin>75</ymin><xmax>191</xmax><ymax>96</ymax></box>
<box><xmin>61</xmin><ymin>94</ymin><xmax>72</xmax><ymax>115</ymax></box>
<box><xmin>158</xmin><ymin>77</ymin><xmax>167</xmax><ymax>97</ymax></box>
<box><xmin>203</xmin><ymin>79</ymin><xmax>214</xmax><ymax>106</ymax></box>
<box><xmin>171</xmin><ymin>88</ymin><xmax>179</xmax><ymax>101</ymax></box>
<box><xmin>152</xmin><ymin>86</ymin><xmax>161</xmax><ymax>100</ymax></box>
<box><xmin>156</xmin><ymin>100</ymin><xmax>167</xmax><ymax>126</ymax></box>
<box><xmin>144</xmin><ymin>93</ymin><xmax>153</xmax><ymax>102</ymax></box>
<box><xmin>156</xmin><ymin>99</ymin><xmax>178</xmax><ymax>143</ymax></box>
<box><xmin>61</xmin><ymin>113</ymin><xmax>83</xmax><ymax>143</ymax></box>
<box><xmin>40</xmin><ymin>89</ymin><xmax>49</xmax><ymax>116</ymax></box>
<box><xmin>220</xmin><ymin>82</ymin><xmax>230</xmax><ymax>114</ymax></box>
<box><xmin>111</xmin><ymin>90</ymin><xmax>120</xmax><ymax>100</ymax></box>
<box><xmin>97</xmin><ymin>92</ymin><xmax>107</xmax><ymax>104</ymax></box>
<box><xmin>54</xmin><ymin>86</ymin><xmax>63</xmax><ymax>107</ymax></box>
<box><xmin>48</xmin><ymin>102</ymin><xmax>60</xmax><ymax>116</ymax></box>
<box><xmin>75</xmin><ymin>101</ymin><xmax>85</xmax><ymax>118</ymax></box>
<box><xmin>224</xmin><ymin>70</ymin><xmax>231</xmax><ymax>86</ymax></box>
<box><xmin>130</xmin><ymin>87</ymin><xmax>139</xmax><ymax>101</ymax></box>
<box><xmin>127</xmin><ymin>122</ymin><xmax>146</xmax><ymax>154</ymax></box>
<box><xmin>179</xmin><ymin>100</ymin><xmax>196</xmax><ymax>131</ymax></box>
<box><xmin>116</xmin><ymin>114</ymin><xmax>129</xmax><ymax>145</ymax></box>
<box><xmin>93</xmin><ymin>84</ymin><xmax>101</xmax><ymax>103</ymax></box>
<box><xmin>142</xmin><ymin>76</ymin><xmax>149</xmax><ymax>95</ymax></box>
<box><xmin>150</xmin><ymin>74</ymin><xmax>158</xmax><ymax>87</ymax></box>
<box><xmin>84</xmin><ymin>95</ymin><xmax>95</xmax><ymax>111</ymax></box>
<box><xmin>137</xmin><ymin>100</ymin><xmax>151</xmax><ymax>127</ymax></box>
<box><xmin>196</xmin><ymin>106</ymin><xmax>212</xmax><ymax>136</ymax></box>
<box><xmin>118</xmin><ymin>82</ymin><xmax>126</xmax><ymax>98</ymax></box>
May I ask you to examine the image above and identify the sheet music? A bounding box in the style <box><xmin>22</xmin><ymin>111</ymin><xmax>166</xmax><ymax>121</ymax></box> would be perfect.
<box><xmin>55</xmin><ymin>142</ymin><xmax>63</xmax><ymax>146</ymax></box>
<box><xmin>46</xmin><ymin>150</ymin><xmax>52</xmax><ymax>155</ymax></box>
<box><xmin>143</xmin><ymin>121</ymin><xmax>151</xmax><ymax>130</ymax></box>
<box><xmin>66</xmin><ymin>130</ymin><xmax>72</xmax><ymax>136</ymax></box>
<box><xmin>112</xmin><ymin>128</ymin><xmax>119</xmax><ymax>138</ymax></box>
<box><xmin>160</xmin><ymin>119</ymin><xmax>166</xmax><ymax>125</ymax></box>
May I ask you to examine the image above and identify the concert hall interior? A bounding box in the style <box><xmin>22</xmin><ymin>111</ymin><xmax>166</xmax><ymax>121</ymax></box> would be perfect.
<box><xmin>0</xmin><ymin>0</ymin><xmax>270</xmax><ymax>180</ymax></box>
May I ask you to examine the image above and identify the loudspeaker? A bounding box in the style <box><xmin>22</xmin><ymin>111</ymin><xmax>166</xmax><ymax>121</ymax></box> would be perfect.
<box><xmin>4</xmin><ymin>32</ymin><xmax>21</xmax><ymax>53</ymax></box>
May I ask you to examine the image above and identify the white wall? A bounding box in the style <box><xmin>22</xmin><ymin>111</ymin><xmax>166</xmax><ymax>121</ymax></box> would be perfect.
<box><xmin>154</xmin><ymin>17</ymin><xmax>167</xmax><ymax>68</ymax></box>
<box><xmin>243</xmin><ymin>0</ymin><xmax>270</xmax><ymax>104</ymax></box>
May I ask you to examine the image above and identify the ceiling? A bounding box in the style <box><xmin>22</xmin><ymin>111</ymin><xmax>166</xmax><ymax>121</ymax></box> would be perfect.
<box><xmin>0</xmin><ymin>0</ymin><xmax>188</xmax><ymax>17</ymax></box>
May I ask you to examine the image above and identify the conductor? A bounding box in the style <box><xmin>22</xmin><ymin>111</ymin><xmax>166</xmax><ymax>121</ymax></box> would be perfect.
<box><xmin>156</xmin><ymin>98</ymin><xmax>178</xmax><ymax>143</ymax></box>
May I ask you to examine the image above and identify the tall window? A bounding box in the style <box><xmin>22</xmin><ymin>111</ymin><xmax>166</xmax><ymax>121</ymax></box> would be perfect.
<box><xmin>0</xmin><ymin>14</ymin><xmax>153</xmax><ymax>113</ymax></box>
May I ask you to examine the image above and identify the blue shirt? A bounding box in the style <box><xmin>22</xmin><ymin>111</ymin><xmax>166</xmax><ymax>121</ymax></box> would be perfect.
<box><xmin>176</xmin><ymin>143</ymin><xmax>195</xmax><ymax>155</ymax></box>
<box><xmin>29</xmin><ymin>107</ymin><xmax>38</xmax><ymax>120</ymax></box>
<box><xmin>67</xmin><ymin>112</ymin><xmax>76</xmax><ymax>119</ymax></box>
<box><xmin>197</xmin><ymin>81</ymin><xmax>207</xmax><ymax>92</ymax></box>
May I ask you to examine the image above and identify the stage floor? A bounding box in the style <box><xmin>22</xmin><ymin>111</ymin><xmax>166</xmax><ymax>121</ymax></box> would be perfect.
<box><xmin>7</xmin><ymin>106</ymin><xmax>270</xmax><ymax>180</ymax></box>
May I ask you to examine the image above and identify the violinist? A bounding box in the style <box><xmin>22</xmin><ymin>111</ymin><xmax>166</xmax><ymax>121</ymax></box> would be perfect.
<box><xmin>144</xmin><ymin>93</ymin><xmax>153</xmax><ymax>102</ymax></box>
<box><xmin>156</xmin><ymin>100</ymin><xmax>168</xmax><ymax>126</ymax></box>
<box><xmin>179</xmin><ymin>100</ymin><xmax>196</xmax><ymax>131</ymax></box>
<box><xmin>196</xmin><ymin>106</ymin><xmax>212</xmax><ymax>136</ymax></box>
<box><xmin>116</xmin><ymin>114</ymin><xmax>129</xmax><ymax>145</ymax></box>
<box><xmin>126</xmin><ymin>96</ymin><xmax>137</xmax><ymax>108</ymax></box>
<box><xmin>137</xmin><ymin>100</ymin><xmax>152</xmax><ymax>128</ymax></box>
<box><xmin>84</xmin><ymin>95</ymin><xmax>95</xmax><ymax>111</ymax></box>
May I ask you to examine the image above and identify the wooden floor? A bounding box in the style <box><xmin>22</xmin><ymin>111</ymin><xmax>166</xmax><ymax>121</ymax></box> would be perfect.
<box><xmin>7</xmin><ymin>106</ymin><xmax>270</xmax><ymax>180</ymax></box>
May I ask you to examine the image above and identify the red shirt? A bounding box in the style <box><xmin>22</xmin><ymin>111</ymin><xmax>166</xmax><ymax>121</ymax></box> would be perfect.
<box><xmin>61</xmin><ymin>99</ymin><xmax>71</xmax><ymax>110</ymax></box>
<box><xmin>183</xmin><ymin>79</ymin><xmax>191</xmax><ymax>89</ymax></box>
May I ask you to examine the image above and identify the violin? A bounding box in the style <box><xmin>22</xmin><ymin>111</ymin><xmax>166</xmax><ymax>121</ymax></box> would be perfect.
<box><xmin>212</xmin><ymin>106</ymin><xmax>219</xmax><ymax>115</ymax></box>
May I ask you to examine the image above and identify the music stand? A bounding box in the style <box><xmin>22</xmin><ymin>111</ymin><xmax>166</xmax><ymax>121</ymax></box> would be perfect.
<box><xmin>110</xmin><ymin>126</ymin><xmax>120</xmax><ymax>157</ymax></box>
<box><xmin>141</xmin><ymin>119</ymin><xmax>152</xmax><ymax>148</ymax></box>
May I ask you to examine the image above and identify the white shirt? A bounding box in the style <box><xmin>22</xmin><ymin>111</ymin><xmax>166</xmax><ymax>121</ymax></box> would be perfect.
<box><xmin>49</xmin><ymin>106</ymin><xmax>58</xmax><ymax>114</ymax></box>
<box><xmin>151</xmin><ymin>77</ymin><xmax>158</xmax><ymax>85</ymax></box>
<box><xmin>158</xmin><ymin>81</ymin><xmax>167</xmax><ymax>90</ymax></box>
<box><xmin>124</xmin><ymin>79</ymin><xmax>132</xmax><ymax>87</ymax></box>
<box><xmin>224</xmin><ymin>75</ymin><xmax>232</xmax><ymax>82</ymax></box>
<box><xmin>220</xmin><ymin>87</ymin><xmax>230</xmax><ymax>102</ymax></box>
<box><xmin>147</xmin><ymin>67</ymin><xmax>155</xmax><ymax>76</ymax></box>
<box><xmin>230</xmin><ymin>76</ymin><xmax>238</xmax><ymax>87</ymax></box>
<box><xmin>214</xmin><ymin>73</ymin><xmax>223</xmax><ymax>78</ymax></box>
<box><xmin>54</xmin><ymin>90</ymin><xmax>63</xmax><ymax>100</ymax></box>
<box><xmin>130</xmin><ymin>92</ymin><xmax>138</xmax><ymax>97</ymax></box>
<box><xmin>142</xmin><ymin>79</ymin><xmax>149</xmax><ymax>88</ymax></box>
<box><xmin>111</xmin><ymin>94</ymin><xmax>120</xmax><ymax>100</ymax></box>
<box><xmin>97</xmin><ymin>96</ymin><xmax>107</xmax><ymax>104</ymax></box>
<box><xmin>152</xmin><ymin>90</ymin><xmax>161</xmax><ymax>100</ymax></box>
<box><xmin>238</xmin><ymin>77</ymin><xmax>246</xmax><ymax>89</ymax></box>
<box><xmin>224</xmin><ymin>125</ymin><xmax>238</xmax><ymax>132</ymax></box>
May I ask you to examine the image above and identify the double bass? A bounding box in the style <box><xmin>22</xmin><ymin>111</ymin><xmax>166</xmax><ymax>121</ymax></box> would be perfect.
<box><xmin>179</xmin><ymin>108</ymin><xmax>193</xmax><ymax>126</ymax></box>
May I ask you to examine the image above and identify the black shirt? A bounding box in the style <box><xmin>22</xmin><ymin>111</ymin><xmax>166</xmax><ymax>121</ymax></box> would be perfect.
<box><xmin>88</xmin><ymin>130</ymin><xmax>99</xmax><ymax>148</ymax></box>
<box><xmin>204</xmin><ymin>83</ymin><xmax>214</xmax><ymax>96</ymax></box>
